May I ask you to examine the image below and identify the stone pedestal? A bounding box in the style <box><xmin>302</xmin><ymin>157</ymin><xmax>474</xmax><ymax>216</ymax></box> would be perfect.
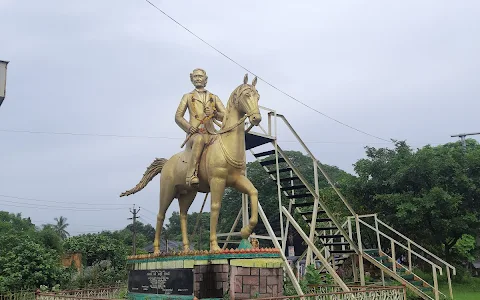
<box><xmin>126</xmin><ymin>249</ymin><xmax>284</xmax><ymax>300</ymax></box>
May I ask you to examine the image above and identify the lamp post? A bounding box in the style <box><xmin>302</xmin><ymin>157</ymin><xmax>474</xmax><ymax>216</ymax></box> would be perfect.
<box><xmin>0</xmin><ymin>60</ymin><xmax>9</xmax><ymax>107</ymax></box>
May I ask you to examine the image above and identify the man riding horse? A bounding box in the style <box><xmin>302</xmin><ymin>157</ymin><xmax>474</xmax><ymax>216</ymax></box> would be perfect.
<box><xmin>175</xmin><ymin>68</ymin><xmax>227</xmax><ymax>187</ymax></box>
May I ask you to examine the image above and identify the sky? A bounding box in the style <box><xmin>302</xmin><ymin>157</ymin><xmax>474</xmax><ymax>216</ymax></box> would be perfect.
<box><xmin>0</xmin><ymin>0</ymin><xmax>479</xmax><ymax>237</ymax></box>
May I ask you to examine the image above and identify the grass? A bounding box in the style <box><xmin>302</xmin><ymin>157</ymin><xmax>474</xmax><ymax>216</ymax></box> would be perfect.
<box><xmin>439</xmin><ymin>280</ymin><xmax>480</xmax><ymax>300</ymax></box>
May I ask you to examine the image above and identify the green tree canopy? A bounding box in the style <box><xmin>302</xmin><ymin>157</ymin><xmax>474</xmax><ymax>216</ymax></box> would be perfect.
<box><xmin>348</xmin><ymin>139</ymin><xmax>480</xmax><ymax>261</ymax></box>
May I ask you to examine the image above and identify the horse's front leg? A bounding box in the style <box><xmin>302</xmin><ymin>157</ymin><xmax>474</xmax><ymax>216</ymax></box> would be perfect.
<box><xmin>178</xmin><ymin>191</ymin><xmax>197</xmax><ymax>251</ymax></box>
<box><xmin>233</xmin><ymin>175</ymin><xmax>258</xmax><ymax>239</ymax></box>
<box><xmin>209</xmin><ymin>175</ymin><xmax>227</xmax><ymax>251</ymax></box>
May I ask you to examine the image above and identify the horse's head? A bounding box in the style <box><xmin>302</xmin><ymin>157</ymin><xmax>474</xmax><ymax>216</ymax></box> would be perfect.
<box><xmin>230</xmin><ymin>74</ymin><xmax>262</xmax><ymax>126</ymax></box>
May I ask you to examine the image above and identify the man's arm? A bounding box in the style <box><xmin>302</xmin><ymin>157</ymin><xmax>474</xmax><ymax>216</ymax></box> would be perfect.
<box><xmin>214</xmin><ymin>95</ymin><xmax>226</xmax><ymax>122</ymax></box>
<box><xmin>175</xmin><ymin>94</ymin><xmax>191</xmax><ymax>133</ymax></box>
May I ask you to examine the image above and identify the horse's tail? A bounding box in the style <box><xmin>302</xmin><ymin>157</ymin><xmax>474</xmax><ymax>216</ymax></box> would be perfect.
<box><xmin>119</xmin><ymin>158</ymin><xmax>168</xmax><ymax>197</ymax></box>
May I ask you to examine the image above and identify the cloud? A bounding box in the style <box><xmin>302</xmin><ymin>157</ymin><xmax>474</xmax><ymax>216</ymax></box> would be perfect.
<box><xmin>0</xmin><ymin>0</ymin><xmax>479</xmax><ymax>236</ymax></box>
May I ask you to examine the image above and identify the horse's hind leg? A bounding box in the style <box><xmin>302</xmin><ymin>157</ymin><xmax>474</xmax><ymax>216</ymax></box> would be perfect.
<box><xmin>232</xmin><ymin>175</ymin><xmax>258</xmax><ymax>239</ymax></box>
<box><xmin>178</xmin><ymin>191</ymin><xmax>197</xmax><ymax>251</ymax></box>
<box><xmin>153</xmin><ymin>179</ymin><xmax>176</xmax><ymax>254</ymax></box>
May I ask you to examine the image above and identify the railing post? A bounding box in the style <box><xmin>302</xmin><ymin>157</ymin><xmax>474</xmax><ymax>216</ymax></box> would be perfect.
<box><xmin>348</xmin><ymin>217</ymin><xmax>359</xmax><ymax>283</ymax></box>
<box><xmin>374</xmin><ymin>214</ymin><xmax>386</xmax><ymax>286</ymax></box>
<box><xmin>391</xmin><ymin>239</ymin><xmax>397</xmax><ymax>274</ymax></box>
<box><xmin>307</xmin><ymin>159</ymin><xmax>320</xmax><ymax>266</ymax></box>
<box><xmin>447</xmin><ymin>267</ymin><xmax>453</xmax><ymax>300</ymax></box>
<box><xmin>355</xmin><ymin>214</ymin><xmax>366</xmax><ymax>286</ymax></box>
<box><xmin>407</xmin><ymin>240</ymin><xmax>412</xmax><ymax>271</ymax></box>
<box><xmin>432</xmin><ymin>265</ymin><xmax>439</xmax><ymax>300</ymax></box>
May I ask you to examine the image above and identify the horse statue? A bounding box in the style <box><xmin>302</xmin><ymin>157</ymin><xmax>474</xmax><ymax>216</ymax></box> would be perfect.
<box><xmin>120</xmin><ymin>74</ymin><xmax>262</xmax><ymax>253</ymax></box>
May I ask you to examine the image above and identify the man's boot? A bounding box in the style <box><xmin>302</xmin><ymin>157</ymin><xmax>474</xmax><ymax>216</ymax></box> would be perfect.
<box><xmin>186</xmin><ymin>142</ymin><xmax>202</xmax><ymax>187</ymax></box>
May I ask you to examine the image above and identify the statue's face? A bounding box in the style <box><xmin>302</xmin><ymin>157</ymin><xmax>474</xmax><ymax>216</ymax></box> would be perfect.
<box><xmin>191</xmin><ymin>70</ymin><xmax>207</xmax><ymax>89</ymax></box>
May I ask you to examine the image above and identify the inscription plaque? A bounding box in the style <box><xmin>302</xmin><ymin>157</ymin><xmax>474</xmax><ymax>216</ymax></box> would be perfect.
<box><xmin>128</xmin><ymin>269</ymin><xmax>193</xmax><ymax>295</ymax></box>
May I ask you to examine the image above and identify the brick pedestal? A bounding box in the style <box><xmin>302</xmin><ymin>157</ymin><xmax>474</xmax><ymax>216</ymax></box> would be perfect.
<box><xmin>230</xmin><ymin>266</ymin><xmax>283</xmax><ymax>299</ymax></box>
<box><xmin>192</xmin><ymin>260</ymin><xmax>283</xmax><ymax>300</ymax></box>
<box><xmin>127</xmin><ymin>250</ymin><xmax>283</xmax><ymax>300</ymax></box>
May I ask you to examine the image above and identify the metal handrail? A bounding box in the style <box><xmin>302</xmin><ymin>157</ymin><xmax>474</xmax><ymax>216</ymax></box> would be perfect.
<box><xmin>355</xmin><ymin>214</ymin><xmax>455</xmax><ymax>299</ymax></box>
<box><xmin>351</xmin><ymin>216</ymin><xmax>452</xmax><ymax>300</ymax></box>
<box><xmin>276</xmin><ymin>114</ymin><xmax>356</xmax><ymax>216</ymax></box>
<box><xmin>373</xmin><ymin>217</ymin><xmax>456</xmax><ymax>274</ymax></box>
<box><xmin>357</xmin><ymin>219</ymin><xmax>443</xmax><ymax>274</ymax></box>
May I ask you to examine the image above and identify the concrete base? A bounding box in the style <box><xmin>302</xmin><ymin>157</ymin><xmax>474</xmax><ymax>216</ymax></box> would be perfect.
<box><xmin>126</xmin><ymin>250</ymin><xmax>284</xmax><ymax>300</ymax></box>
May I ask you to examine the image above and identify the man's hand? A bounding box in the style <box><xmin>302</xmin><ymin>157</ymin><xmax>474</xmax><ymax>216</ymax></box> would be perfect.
<box><xmin>189</xmin><ymin>126</ymin><xmax>198</xmax><ymax>134</ymax></box>
<box><xmin>204</xmin><ymin>106</ymin><xmax>213</xmax><ymax>116</ymax></box>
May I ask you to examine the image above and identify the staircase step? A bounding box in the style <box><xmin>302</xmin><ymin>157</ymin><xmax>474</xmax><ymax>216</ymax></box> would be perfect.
<box><xmin>364</xmin><ymin>249</ymin><xmax>379</xmax><ymax>256</ymax></box>
<box><xmin>279</xmin><ymin>176</ymin><xmax>299</xmax><ymax>182</ymax></box>
<box><xmin>309</xmin><ymin>218</ymin><xmax>331</xmax><ymax>222</ymax></box>
<box><xmin>329</xmin><ymin>250</ymin><xmax>355</xmax><ymax>254</ymax></box>
<box><xmin>410</xmin><ymin>281</ymin><xmax>423</xmax><ymax>287</ymax></box>
<box><xmin>401</xmin><ymin>274</ymin><xmax>414</xmax><ymax>280</ymax></box>
<box><xmin>374</xmin><ymin>256</ymin><xmax>389</xmax><ymax>262</ymax></box>
<box><xmin>318</xmin><ymin>234</ymin><xmax>344</xmax><ymax>239</ymax></box>
<box><xmin>281</xmin><ymin>185</ymin><xmax>307</xmax><ymax>191</ymax></box>
<box><xmin>260</xmin><ymin>158</ymin><xmax>285</xmax><ymax>166</ymax></box>
<box><xmin>268</xmin><ymin>168</ymin><xmax>291</xmax><ymax>174</ymax></box>
<box><xmin>253</xmin><ymin>150</ymin><xmax>276</xmax><ymax>158</ymax></box>
<box><xmin>298</xmin><ymin>210</ymin><xmax>325</xmax><ymax>215</ymax></box>
<box><xmin>292</xmin><ymin>201</ymin><xmax>314</xmax><ymax>208</ymax></box>
<box><xmin>287</xmin><ymin>193</ymin><xmax>312</xmax><ymax>199</ymax></box>
<box><xmin>323</xmin><ymin>242</ymin><xmax>350</xmax><ymax>246</ymax></box>
<box><xmin>383</xmin><ymin>262</ymin><xmax>393</xmax><ymax>267</ymax></box>
<box><xmin>316</xmin><ymin>226</ymin><xmax>338</xmax><ymax>230</ymax></box>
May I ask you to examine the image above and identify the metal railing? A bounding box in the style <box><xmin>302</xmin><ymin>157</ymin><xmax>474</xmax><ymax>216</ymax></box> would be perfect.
<box><xmin>0</xmin><ymin>291</ymin><xmax>35</xmax><ymax>300</ymax></box>
<box><xmin>36</xmin><ymin>286</ymin><xmax>124</xmax><ymax>300</ymax></box>
<box><xmin>254</xmin><ymin>285</ymin><xmax>406</xmax><ymax>300</ymax></box>
<box><xmin>349</xmin><ymin>214</ymin><xmax>455</xmax><ymax>300</ymax></box>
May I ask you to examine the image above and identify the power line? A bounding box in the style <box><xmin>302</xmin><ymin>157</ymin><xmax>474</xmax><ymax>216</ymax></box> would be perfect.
<box><xmin>0</xmin><ymin>194</ymin><xmax>131</xmax><ymax>206</ymax></box>
<box><xmin>0</xmin><ymin>128</ymin><xmax>443</xmax><ymax>146</ymax></box>
<box><xmin>0</xmin><ymin>129</ymin><xmax>182</xmax><ymax>140</ymax></box>
<box><xmin>0</xmin><ymin>201</ymin><xmax>125</xmax><ymax>211</ymax></box>
<box><xmin>0</xmin><ymin>200</ymin><xmax>124</xmax><ymax>211</ymax></box>
<box><xmin>143</xmin><ymin>0</ymin><xmax>391</xmax><ymax>142</ymax></box>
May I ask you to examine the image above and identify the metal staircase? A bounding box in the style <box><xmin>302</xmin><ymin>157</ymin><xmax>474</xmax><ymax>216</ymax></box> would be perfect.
<box><xmin>219</xmin><ymin>106</ymin><xmax>455</xmax><ymax>299</ymax></box>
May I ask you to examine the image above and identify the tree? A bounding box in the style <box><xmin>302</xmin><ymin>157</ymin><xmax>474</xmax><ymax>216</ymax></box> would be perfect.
<box><xmin>63</xmin><ymin>232</ymin><xmax>128</xmax><ymax>269</ymax></box>
<box><xmin>53</xmin><ymin>216</ymin><xmax>70</xmax><ymax>240</ymax></box>
<box><xmin>0</xmin><ymin>212</ymin><xmax>68</xmax><ymax>293</ymax></box>
<box><xmin>348</xmin><ymin>139</ymin><xmax>480</xmax><ymax>261</ymax></box>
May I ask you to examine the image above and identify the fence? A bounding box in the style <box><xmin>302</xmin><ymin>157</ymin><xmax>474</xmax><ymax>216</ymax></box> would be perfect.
<box><xmin>257</xmin><ymin>285</ymin><xmax>406</xmax><ymax>300</ymax></box>
<box><xmin>36</xmin><ymin>286</ymin><xmax>124</xmax><ymax>300</ymax></box>
<box><xmin>0</xmin><ymin>291</ymin><xmax>35</xmax><ymax>300</ymax></box>
<box><xmin>1</xmin><ymin>286</ymin><xmax>124</xmax><ymax>300</ymax></box>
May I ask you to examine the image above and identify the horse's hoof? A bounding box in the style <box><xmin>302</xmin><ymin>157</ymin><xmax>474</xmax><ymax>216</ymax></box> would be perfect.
<box><xmin>210</xmin><ymin>244</ymin><xmax>221</xmax><ymax>252</ymax></box>
<box><xmin>240</xmin><ymin>227</ymin><xmax>251</xmax><ymax>239</ymax></box>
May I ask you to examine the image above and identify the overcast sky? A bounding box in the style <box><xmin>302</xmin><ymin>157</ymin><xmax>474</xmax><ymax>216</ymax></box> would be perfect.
<box><xmin>0</xmin><ymin>0</ymin><xmax>479</xmax><ymax>237</ymax></box>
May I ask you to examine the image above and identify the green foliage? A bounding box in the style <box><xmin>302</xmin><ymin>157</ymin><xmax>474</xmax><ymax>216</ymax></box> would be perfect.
<box><xmin>63</xmin><ymin>232</ymin><xmax>129</xmax><ymax>269</ymax></box>
<box><xmin>348</xmin><ymin>140</ymin><xmax>480</xmax><ymax>261</ymax></box>
<box><xmin>163</xmin><ymin>211</ymin><xmax>211</xmax><ymax>250</ymax></box>
<box><xmin>453</xmin><ymin>235</ymin><xmax>477</xmax><ymax>263</ymax></box>
<box><xmin>0</xmin><ymin>212</ymin><xmax>69</xmax><ymax>293</ymax></box>
<box><xmin>64</xmin><ymin>261</ymin><xmax>126</xmax><ymax>289</ymax></box>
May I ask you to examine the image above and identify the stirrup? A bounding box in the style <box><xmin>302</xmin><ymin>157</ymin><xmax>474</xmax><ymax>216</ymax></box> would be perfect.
<box><xmin>186</xmin><ymin>175</ymin><xmax>199</xmax><ymax>186</ymax></box>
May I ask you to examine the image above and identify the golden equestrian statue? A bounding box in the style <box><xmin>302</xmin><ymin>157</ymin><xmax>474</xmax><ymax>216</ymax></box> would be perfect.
<box><xmin>175</xmin><ymin>68</ymin><xmax>226</xmax><ymax>187</ymax></box>
<box><xmin>120</xmin><ymin>72</ymin><xmax>262</xmax><ymax>253</ymax></box>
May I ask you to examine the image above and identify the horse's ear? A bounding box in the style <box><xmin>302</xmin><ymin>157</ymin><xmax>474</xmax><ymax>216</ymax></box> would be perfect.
<box><xmin>244</xmin><ymin>74</ymin><xmax>248</xmax><ymax>84</ymax></box>
<box><xmin>252</xmin><ymin>76</ymin><xmax>257</xmax><ymax>87</ymax></box>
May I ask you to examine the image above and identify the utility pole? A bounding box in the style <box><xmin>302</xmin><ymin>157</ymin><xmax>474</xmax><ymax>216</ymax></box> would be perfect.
<box><xmin>128</xmin><ymin>204</ymin><xmax>141</xmax><ymax>255</ymax></box>
<box><xmin>451</xmin><ymin>132</ymin><xmax>480</xmax><ymax>152</ymax></box>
